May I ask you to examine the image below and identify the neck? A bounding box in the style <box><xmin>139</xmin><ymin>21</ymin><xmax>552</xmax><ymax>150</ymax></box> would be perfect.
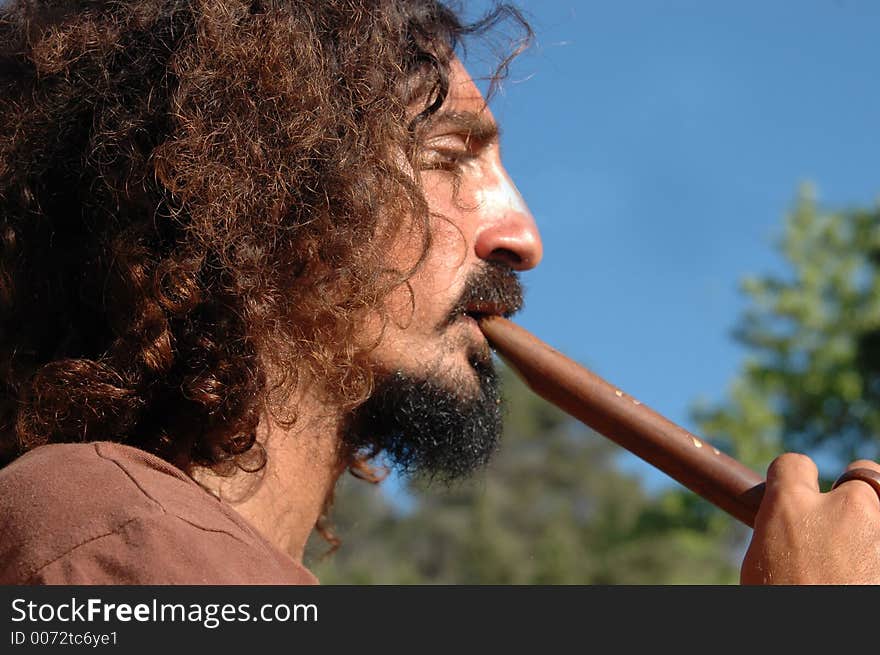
<box><xmin>194</xmin><ymin>399</ymin><xmax>346</xmax><ymax>563</ymax></box>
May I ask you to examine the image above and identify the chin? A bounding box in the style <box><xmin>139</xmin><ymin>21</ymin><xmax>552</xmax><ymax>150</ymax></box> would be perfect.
<box><xmin>343</xmin><ymin>352</ymin><xmax>503</xmax><ymax>482</ymax></box>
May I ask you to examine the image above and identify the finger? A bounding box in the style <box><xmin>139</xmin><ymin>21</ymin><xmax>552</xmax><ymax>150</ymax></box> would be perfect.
<box><xmin>845</xmin><ymin>459</ymin><xmax>880</xmax><ymax>475</ymax></box>
<box><xmin>765</xmin><ymin>453</ymin><xmax>820</xmax><ymax>494</ymax></box>
<box><xmin>833</xmin><ymin>462</ymin><xmax>880</xmax><ymax>510</ymax></box>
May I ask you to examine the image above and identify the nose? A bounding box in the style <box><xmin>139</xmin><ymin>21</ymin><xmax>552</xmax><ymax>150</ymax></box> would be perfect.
<box><xmin>473</xmin><ymin>169</ymin><xmax>543</xmax><ymax>271</ymax></box>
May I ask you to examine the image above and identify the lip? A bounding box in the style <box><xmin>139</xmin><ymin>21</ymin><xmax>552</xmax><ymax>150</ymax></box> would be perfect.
<box><xmin>462</xmin><ymin>301</ymin><xmax>510</xmax><ymax>321</ymax></box>
<box><xmin>458</xmin><ymin>305</ymin><xmax>510</xmax><ymax>348</ymax></box>
<box><xmin>456</xmin><ymin>312</ymin><xmax>490</xmax><ymax>342</ymax></box>
<box><xmin>456</xmin><ymin>313</ymin><xmax>494</xmax><ymax>360</ymax></box>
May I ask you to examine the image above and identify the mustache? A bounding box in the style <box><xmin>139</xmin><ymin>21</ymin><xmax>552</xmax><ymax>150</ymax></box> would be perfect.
<box><xmin>443</xmin><ymin>262</ymin><xmax>524</xmax><ymax>328</ymax></box>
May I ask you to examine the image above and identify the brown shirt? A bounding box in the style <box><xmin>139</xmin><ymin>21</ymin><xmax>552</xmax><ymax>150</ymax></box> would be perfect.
<box><xmin>0</xmin><ymin>442</ymin><xmax>317</xmax><ymax>585</ymax></box>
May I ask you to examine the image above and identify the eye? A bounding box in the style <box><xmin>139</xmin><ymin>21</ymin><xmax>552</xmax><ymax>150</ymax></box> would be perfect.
<box><xmin>418</xmin><ymin>134</ymin><xmax>478</xmax><ymax>172</ymax></box>
<box><xmin>420</xmin><ymin>149</ymin><xmax>476</xmax><ymax>171</ymax></box>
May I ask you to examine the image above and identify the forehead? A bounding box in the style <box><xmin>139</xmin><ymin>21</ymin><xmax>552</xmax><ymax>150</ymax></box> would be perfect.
<box><xmin>445</xmin><ymin>58</ymin><xmax>494</xmax><ymax>118</ymax></box>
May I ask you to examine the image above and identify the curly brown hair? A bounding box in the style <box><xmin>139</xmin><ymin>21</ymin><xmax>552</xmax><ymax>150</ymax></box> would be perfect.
<box><xmin>0</xmin><ymin>0</ymin><xmax>529</xmax><ymax>487</ymax></box>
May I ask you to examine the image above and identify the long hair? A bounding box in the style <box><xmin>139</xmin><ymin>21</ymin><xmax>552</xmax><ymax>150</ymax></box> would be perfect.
<box><xmin>0</xmin><ymin>0</ymin><xmax>530</xmax><ymax>481</ymax></box>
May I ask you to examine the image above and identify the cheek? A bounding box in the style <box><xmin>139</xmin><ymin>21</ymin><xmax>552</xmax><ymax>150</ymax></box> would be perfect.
<box><xmin>378</xmin><ymin>231</ymin><xmax>464</xmax><ymax>325</ymax></box>
<box><xmin>409</xmin><ymin>240</ymin><xmax>465</xmax><ymax>315</ymax></box>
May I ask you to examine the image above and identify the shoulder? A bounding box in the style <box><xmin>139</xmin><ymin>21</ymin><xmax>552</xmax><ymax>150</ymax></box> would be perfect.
<box><xmin>0</xmin><ymin>442</ymin><xmax>317</xmax><ymax>585</ymax></box>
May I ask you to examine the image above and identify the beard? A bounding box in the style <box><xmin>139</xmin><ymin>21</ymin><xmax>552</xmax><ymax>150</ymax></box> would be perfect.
<box><xmin>343</xmin><ymin>262</ymin><xmax>523</xmax><ymax>482</ymax></box>
<box><xmin>345</xmin><ymin>352</ymin><xmax>502</xmax><ymax>482</ymax></box>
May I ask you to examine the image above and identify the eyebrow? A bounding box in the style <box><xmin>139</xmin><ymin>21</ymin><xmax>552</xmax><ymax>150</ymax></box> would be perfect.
<box><xmin>429</xmin><ymin>110</ymin><xmax>500</xmax><ymax>146</ymax></box>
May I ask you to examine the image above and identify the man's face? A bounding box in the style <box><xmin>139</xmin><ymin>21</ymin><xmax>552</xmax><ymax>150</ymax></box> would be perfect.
<box><xmin>372</xmin><ymin>58</ymin><xmax>542</xmax><ymax>384</ymax></box>
<box><xmin>346</xmin><ymin>59</ymin><xmax>543</xmax><ymax>479</ymax></box>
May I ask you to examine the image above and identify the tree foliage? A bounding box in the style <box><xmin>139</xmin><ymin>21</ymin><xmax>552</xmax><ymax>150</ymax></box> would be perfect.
<box><xmin>695</xmin><ymin>187</ymin><xmax>880</xmax><ymax>475</ymax></box>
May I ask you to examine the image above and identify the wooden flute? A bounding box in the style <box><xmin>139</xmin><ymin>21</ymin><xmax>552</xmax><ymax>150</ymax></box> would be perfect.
<box><xmin>478</xmin><ymin>316</ymin><xmax>766</xmax><ymax>527</ymax></box>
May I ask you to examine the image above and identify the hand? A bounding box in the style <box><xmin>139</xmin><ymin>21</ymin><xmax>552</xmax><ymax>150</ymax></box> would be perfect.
<box><xmin>740</xmin><ymin>454</ymin><xmax>880</xmax><ymax>584</ymax></box>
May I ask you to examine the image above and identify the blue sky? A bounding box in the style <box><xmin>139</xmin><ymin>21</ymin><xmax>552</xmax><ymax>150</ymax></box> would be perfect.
<box><xmin>465</xmin><ymin>0</ymin><xmax>880</xmax><ymax>487</ymax></box>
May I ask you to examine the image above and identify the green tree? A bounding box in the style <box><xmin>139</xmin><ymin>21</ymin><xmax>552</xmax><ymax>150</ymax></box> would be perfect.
<box><xmin>695</xmin><ymin>187</ymin><xmax>880</xmax><ymax>478</ymax></box>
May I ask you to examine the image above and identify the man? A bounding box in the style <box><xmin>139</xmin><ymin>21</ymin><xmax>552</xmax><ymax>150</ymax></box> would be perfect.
<box><xmin>0</xmin><ymin>0</ymin><xmax>878</xmax><ymax>585</ymax></box>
